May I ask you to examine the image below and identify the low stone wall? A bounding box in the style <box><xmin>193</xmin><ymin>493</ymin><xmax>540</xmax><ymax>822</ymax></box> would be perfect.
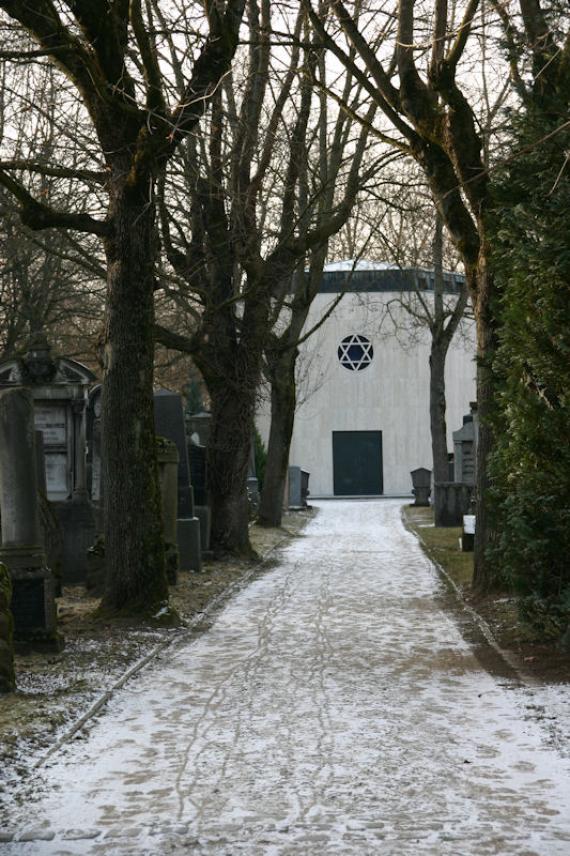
<box><xmin>0</xmin><ymin>561</ymin><xmax>15</xmax><ymax>693</ymax></box>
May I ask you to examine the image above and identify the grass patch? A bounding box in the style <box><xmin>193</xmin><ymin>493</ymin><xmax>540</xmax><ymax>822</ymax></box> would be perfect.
<box><xmin>403</xmin><ymin>505</ymin><xmax>473</xmax><ymax>591</ymax></box>
<box><xmin>403</xmin><ymin>503</ymin><xmax>570</xmax><ymax>682</ymax></box>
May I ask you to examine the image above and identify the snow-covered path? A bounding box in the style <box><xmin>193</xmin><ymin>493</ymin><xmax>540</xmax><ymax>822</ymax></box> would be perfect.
<box><xmin>2</xmin><ymin>500</ymin><xmax>570</xmax><ymax>854</ymax></box>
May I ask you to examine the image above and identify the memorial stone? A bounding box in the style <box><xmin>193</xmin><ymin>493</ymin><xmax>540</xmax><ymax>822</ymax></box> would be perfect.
<box><xmin>0</xmin><ymin>387</ymin><xmax>60</xmax><ymax>650</ymax></box>
<box><xmin>188</xmin><ymin>436</ymin><xmax>211</xmax><ymax>553</ymax></box>
<box><xmin>187</xmin><ymin>411</ymin><xmax>212</xmax><ymax>447</ymax></box>
<box><xmin>410</xmin><ymin>467</ymin><xmax>431</xmax><ymax>507</ymax></box>
<box><xmin>433</xmin><ymin>482</ymin><xmax>473</xmax><ymax>527</ymax></box>
<box><xmin>154</xmin><ymin>390</ymin><xmax>201</xmax><ymax>571</ymax></box>
<box><xmin>0</xmin><ymin>335</ymin><xmax>97</xmax><ymax>583</ymax></box>
<box><xmin>288</xmin><ymin>466</ymin><xmax>311</xmax><ymax>508</ymax></box>
<box><xmin>156</xmin><ymin>436</ymin><xmax>179</xmax><ymax>584</ymax></box>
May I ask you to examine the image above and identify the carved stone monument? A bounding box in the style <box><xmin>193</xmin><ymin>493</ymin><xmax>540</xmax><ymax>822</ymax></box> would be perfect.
<box><xmin>0</xmin><ymin>336</ymin><xmax>97</xmax><ymax>583</ymax></box>
<box><xmin>0</xmin><ymin>387</ymin><xmax>60</xmax><ymax>650</ymax></box>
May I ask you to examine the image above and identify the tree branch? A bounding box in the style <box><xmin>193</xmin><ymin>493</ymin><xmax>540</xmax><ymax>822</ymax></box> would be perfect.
<box><xmin>0</xmin><ymin>169</ymin><xmax>109</xmax><ymax>236</ymax></box>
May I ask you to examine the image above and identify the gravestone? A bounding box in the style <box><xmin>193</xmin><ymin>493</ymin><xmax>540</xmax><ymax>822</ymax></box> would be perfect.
<box><xmin>187</xmin><ymin>411</ymin><xmax>212</xmax><ymax>447</ymax></box>
<box><xmin>453</xmin><ymin>417</ymin><xmax>476</xmax><ymax>485</ymax></box>
<box><xmin>0</xmin><ymin>387</ymin><xmax>60</xmax><ymax>650</ymax></box>
<box><xmin>0</xmin><ymin>561</ymin><xmax>15</xmax><ymax>693</ymax></box>
<box><xmin>288</xmin><ymin>466</ymin><xmax>311</xmax><ymax>508</ymax></box>
<box><xmin>433</xmin><ymin>482</ymin><xmax>473</xmax><ymax>527</ymax></box>
<box><xmin>188</xmin><ymin>436</ymin><xmax>211</xmax><ymax>552</ymax></box>
<box><xmin>0</xmin><ymin>335</ymin><xmax>97</xmax><ymax>583</ymax></box>
<box><xmin>154</xmin><ymin>390</ymin><xmax>201</xmax><ymax>571</ymax></box>
<box><xmin>410</xmin><ymin>467</ymin><xmax>431</xmax><ymax>506</ymax></box>
<box><xmin>156</xmin><ymin>436</ymin><xmax>179</xmax><ymax>584</ymax></box>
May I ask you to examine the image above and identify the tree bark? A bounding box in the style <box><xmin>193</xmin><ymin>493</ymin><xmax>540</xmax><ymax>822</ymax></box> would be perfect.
<box><xmin>205</xmin><ymin>377</ymin><xmax>258</xmax><ymax>556</ymax></box>
<box><xmin>101</xmin><ymin>174</ymin><xmax>168</xmax><ymax>613</ymax></box>
<box><xmin>258</xmin><ymin>348</ymin><xmax>297</xmax><ymax>528</ymax></box>
<box><xmin>472</xmin><ymin>244</ymin><xmax>497</xmax><ymax>590</ymax></box>
<box><xmin>429</xmin><ymin>340</ymin><xmax>450</xmax><ymax>484</ymax></box>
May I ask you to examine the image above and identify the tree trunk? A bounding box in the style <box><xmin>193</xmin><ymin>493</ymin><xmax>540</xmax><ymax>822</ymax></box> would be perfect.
<box><xmin>101</xmin><ymin>177</ymin><xmax>168</xmax><ymax>614</ymax></box>
<box><xmin>472</xmin><ymin>246</ymin><xmax>497</xmax><ymax>591</ymax></box>
<box><xmin>206</xmin><ymin>378</ymin><xmax>257</xmax><ymax>555</ymax></box>
<box><xmin>429</xmin><ymin>340</ymin><xmax>450</xmax><ymax>484</ymax></box>
<box><xmin>258</xmin><ymin>349</ymin><xmax>297</xmax><ymax>528</ymax></box>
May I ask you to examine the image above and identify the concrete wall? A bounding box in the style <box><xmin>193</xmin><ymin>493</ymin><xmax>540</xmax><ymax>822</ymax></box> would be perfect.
<box><xmin>257</xmin><ymin>291</ymin><xmax>476</xmax><ymax>496</ymax></box>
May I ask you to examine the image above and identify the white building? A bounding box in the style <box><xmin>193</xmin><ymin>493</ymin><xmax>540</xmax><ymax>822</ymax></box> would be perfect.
<box><xmin>257</xmin><ymin>261</ymin><xmax>477</xmax><ymax>497</ymax></box>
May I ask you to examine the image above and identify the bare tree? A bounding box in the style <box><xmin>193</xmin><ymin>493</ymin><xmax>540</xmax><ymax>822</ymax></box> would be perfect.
<box><xmin>303</xmin><ymin>0</ymin><xmax>513</xmax><ymax>587</ymax></box>
<box><xmin>154</xmin><ymin>5</ymin><xmax>382</xmax><ymax>549</ymax></box>
<box><xmin>0</xmin><ymin>1</ymin><xmax>245</xmax><ymax>613</ymax></box>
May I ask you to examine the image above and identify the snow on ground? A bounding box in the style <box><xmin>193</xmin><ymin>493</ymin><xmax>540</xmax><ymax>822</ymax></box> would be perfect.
<box><xmin>1</xmin><ymin>500</ymin><xmax>569</xmax><ymax>855</ymax></box>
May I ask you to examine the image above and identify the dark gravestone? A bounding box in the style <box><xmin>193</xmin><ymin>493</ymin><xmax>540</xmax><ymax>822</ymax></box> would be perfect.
<box><xmin>188</xmin><ymin>438</ymin><xmax>211</xmax><ymax>553</ymax></box>
<box><xmin>0</xmin><ymin>336</ymin><xmax>96</xmax><ymax>584</ymax></box>
<box><xmin>189</xmin><ymin>439</ymin><xmax>207</xmax><ymax>506</ymax></box>
<box><xmin>0</xmin><ymin>387</ymin><xmax>61</xmax><ymax>650</ymax></box>
<box><xmin>434</xmin><ymin>482</ymin><xmax>473</xmax><ymax>527</ymax></box>
<box><xmin>154</xmin><ymin>391</ymin><xmax>201</xmax><ymax>571</ymax></box>
<box><xmin>288</xmin><ymin>466</ymin><xmax>311</xmax><ymax>508</ymax></box>
<box><xmin>154</xmin><ymin>390</ymin><xmax>193</xmax><ymax>516</ymax></box>
<box><xmin>410</xmin><ymin>467</ymin><xmax>431</xmax><ymax>507</ymax></box>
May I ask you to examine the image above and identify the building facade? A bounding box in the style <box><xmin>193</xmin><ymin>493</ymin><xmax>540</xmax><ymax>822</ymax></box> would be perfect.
<box><xmin>257</xmin><ymin>261</ymin><xmax>477</xmax><ymax>497</ymax></box>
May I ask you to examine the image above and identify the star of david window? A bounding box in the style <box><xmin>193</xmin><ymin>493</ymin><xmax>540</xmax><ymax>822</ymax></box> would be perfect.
<box><xmin>338</xmin><ymin>334</ymin><xmax>374</xmax><ymax>371</ymax></box>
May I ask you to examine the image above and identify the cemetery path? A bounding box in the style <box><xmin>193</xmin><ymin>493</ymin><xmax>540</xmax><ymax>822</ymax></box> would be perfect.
<box><xmin>2</xmin><ymin>499</ymin><xmax>570</xmax><ymax>855</ymax></box>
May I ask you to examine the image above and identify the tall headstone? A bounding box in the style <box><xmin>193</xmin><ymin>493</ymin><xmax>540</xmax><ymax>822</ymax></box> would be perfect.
<box><xmin>154</xmin><ymin>390</ymin><xmax>201</xmax><ymax>571</ymax></box>
<box><xmin>188</xmin><ymin>436</ymin><xmax>211</xmax><ymax>552</ymax></box>
<box><xmin>156</xmin><ymin>436</ymin><xmax>179</xmax><ymax>584</ymax></box>
<box><xmin>0</xmin><ymin>561</ymin><xmax>15</xmax><ymax>693</ymax></box>
<box><xmin>0</xmin><ymin>388</ymin><xmax>60</xmax><ymax>650</ymax></box>
<box><xmin>0</xmin><ymin>335</ymin><xmax>97</xmax><ymax>583</ymax></box>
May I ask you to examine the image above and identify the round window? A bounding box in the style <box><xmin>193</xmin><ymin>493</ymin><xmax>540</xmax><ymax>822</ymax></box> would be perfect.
<box><xmin>338</xmin><ymin>334</ymin><xmax>373</xmax><ymax>371</ymax></box>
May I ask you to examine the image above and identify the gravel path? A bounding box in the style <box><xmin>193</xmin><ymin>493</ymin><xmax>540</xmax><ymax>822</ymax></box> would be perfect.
<box><xmin>1</xmin><ymin>499</ymin><xmax>570</xmax><ymax>854</ymax></box>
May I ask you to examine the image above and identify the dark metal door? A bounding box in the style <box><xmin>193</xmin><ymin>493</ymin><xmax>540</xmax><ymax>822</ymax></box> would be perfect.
<box><xmin>332</xmin><ymin>431</ymin><xmax>383</xmax><ymax>495</ymax></box>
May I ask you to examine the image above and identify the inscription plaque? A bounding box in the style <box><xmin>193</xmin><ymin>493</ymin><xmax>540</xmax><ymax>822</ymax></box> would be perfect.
<box><xmin>35</xmin><ymin>405</ymin><xmax>67</xmax><ymax>445</ymax></box>
<box><xmin>45</xmin><ymin>452</ymin><xmax>69</xmax><ymax>497</ymax></box>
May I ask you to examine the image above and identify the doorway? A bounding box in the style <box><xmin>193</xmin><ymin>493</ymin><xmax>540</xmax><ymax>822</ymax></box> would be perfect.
<box><xmin>332</xmin><ymin>431</ymin><xmax>383</xmax><ymax>495</ymax></box>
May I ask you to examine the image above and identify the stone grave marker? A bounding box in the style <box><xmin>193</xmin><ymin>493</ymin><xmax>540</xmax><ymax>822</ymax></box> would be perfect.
<box><xmin>154</xmin><ymin>390</ymin><xmax>201</xmax><ymax>571</ymax></box>
<box><xmin>156</xmin><ymin>436</ymin><xmax>180</xmax><ymax>584</ymax></box>
<box><xmin>0</xmin><ymin>387</ymin><xmax>60</xmax><ymax>650</ymax></box>
<box><xmin>0</xmin><ymin>335</ymin><xmax>97</xmax><ymax>583</ymax></box>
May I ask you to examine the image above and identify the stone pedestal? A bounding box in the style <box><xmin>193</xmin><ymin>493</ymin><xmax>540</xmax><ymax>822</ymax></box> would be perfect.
<box><xmin>0</xmin><ymin>561</ymin><xmax>15</xmax><ymax>693</ymax></box>
<box><xmin>0</xmin><ymin>388</ymin><xmax>61</xmax><ymax>650</ymax></box>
